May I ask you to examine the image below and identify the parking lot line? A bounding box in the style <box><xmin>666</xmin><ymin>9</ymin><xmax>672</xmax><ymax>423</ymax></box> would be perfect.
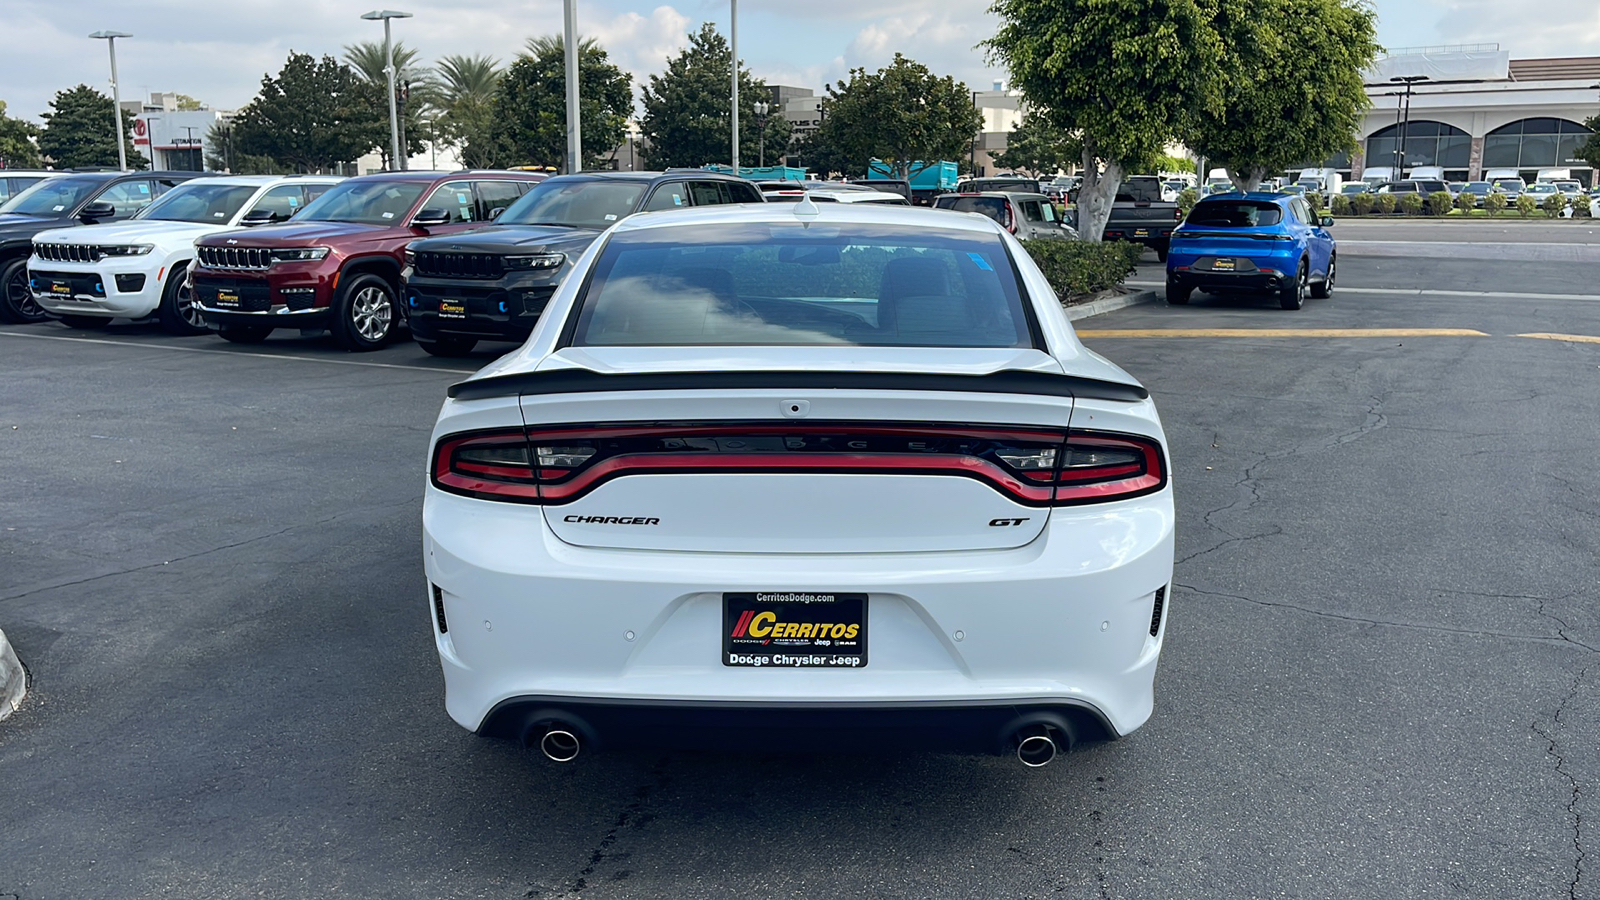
<box><xmin>1075</xmin><ymin>328</ymin><xmax>1490</xmax><ymax>338</ymax></box>
<box><xmin>1124</xmin><ymin>280</ymin><xmax>1600</xmax><ymax>302</ymax></box>
<box><xmin>0</xmin><ymin>330</ymin><xmax>477</xmax><ymax>374</ymax></box>
<box><xmin>1516</xmin><ymin>332</ymin><xmax>1600</xmax><ymax>344</ymax></box>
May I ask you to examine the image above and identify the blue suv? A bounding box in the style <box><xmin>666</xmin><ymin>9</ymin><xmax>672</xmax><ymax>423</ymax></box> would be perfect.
<box><xmin>1164</xmin><ymin>192</ymin><xmax>1335</xmax><ymax>310</ymax></box>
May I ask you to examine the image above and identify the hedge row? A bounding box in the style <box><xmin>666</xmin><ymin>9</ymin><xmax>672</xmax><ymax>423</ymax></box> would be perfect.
<box><xmin>1021</xmin><ymin>239</ymin><xmax>1145</xmax><ymax>299</ymax></box>
<box><xmin>1330</xmin><ymin>191</ymin><xmax>1594</xmax><ymax>218</ymax></box>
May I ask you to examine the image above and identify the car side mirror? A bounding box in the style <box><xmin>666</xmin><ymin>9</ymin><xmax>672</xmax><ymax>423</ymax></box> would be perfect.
<box><xmin>411</xmin><ymin>208</ymin><xmax>452</xmax><ymax>228</ymax></box>
<box><xmin>488</xmin><ymin>206</ymin><xmax>508</xmax><ymax>219</ymax></box>
<box><xmin>79</xmin><ymin>201</ymin><xmax>116</xmax><ymax>222</ymax></box>
<box><xmin>1320</xmin><ymin>216</ymin><xmax>1335</xmax><ymax>227</ymax></box>
<box><xmin>239</xmin><ymin>209</ymin><xmax>283</xmax><ymax>226</ymax></box>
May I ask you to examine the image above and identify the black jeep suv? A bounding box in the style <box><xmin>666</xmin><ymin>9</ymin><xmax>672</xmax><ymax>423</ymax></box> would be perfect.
<box><xmin>401</xmin><ymin>170</ymin><xmax>764</xmax><ymax>356</ymax></box>
<box><xmin>0</xmin><ymin>170</ymin><xmax>206</xmax><ymax>322</ymax></box>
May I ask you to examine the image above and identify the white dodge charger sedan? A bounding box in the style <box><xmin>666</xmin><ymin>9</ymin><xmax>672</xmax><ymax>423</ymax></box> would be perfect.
<box><xmin>423</xmin><ymin>199</ymin><xmax>1174</xmax><ymax>766</ymax></box>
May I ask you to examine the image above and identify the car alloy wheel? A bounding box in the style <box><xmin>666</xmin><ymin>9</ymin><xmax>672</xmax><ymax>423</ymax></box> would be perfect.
<box><xmin>1</xmin><ymin>259</ymin><xmax>47</xmax><ymax>324</ymax></box>
<box><xmin>158</xmin><ymin>266</ymin><xmax>209</xmax><ymax>336</ymax></box>
<box><xmin>352</xmin><ymin>286</ymin><xmax>392</xmax><ymax>342</ymax></box>
<box><xmin>1279</xmin><ymin>262</ymin><xmax>1307</xmax><ymax>310</ymax></box>
<box><xmin>1312</xmin><ymin>256</ymin><xmax>1335</xmax><ymax>299</ymax></box>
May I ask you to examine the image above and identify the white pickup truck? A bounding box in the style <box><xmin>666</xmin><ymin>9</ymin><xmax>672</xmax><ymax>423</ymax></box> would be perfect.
<box><xmin>30</xmin><ymin>175</ymin><xmax>341</xmax><ymax>334</ymax></box>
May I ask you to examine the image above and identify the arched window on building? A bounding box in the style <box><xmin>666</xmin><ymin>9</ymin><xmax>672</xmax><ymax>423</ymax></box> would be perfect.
<box><xmin>1365</xmin><ymin>121</ymin><xmax>1471</xmax><ymax>181</ymax></box>
<box><xmin>1483</xmin><ymin>118</ymin><xmax>1594</xmax><ymax>185</ymax></box>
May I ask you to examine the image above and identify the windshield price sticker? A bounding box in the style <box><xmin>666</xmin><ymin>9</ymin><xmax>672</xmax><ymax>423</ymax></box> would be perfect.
<box><xmin>723</xmin><ymin>592</ymin><xmax>867</xmax><ymax>668</ymax></box>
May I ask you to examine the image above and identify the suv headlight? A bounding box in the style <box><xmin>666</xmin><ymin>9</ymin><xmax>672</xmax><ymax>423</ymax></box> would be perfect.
<box><xmin>503</xmin><ymin>253</ymin><xmax>564</xmax><ymax>271</ymax></box>
<box><xmin>102</xmin><ymin>244</ymin><xmax>155</xmax><ymax>256</ymax></box>
<box><xmin>269</xmin><ymin>247</ymin><xmax>331</xmax><ymax>263</ymax></box>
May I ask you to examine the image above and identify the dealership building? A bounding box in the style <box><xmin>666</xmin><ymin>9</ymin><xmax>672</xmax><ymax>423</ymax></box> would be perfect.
<box><xmin>1315</xmin><ymin>47</ymin><xmax>1599</xmax><ymax>186</ymax></box>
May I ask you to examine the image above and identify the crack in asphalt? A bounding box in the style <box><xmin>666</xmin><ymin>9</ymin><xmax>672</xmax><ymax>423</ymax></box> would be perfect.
<box><xmin>1175</xmin><ymin>583</ymin><xmax>1600</xmax><ymax>653</ymax></box>
<box><xmin>0</xmin><ymin>498</ymin><xmax>416</xmax><ymax>605</ymax></box>
<box><xmin>538</xmin><ymin>756</ymin><xmax>672</xmax><ymax>898</ymax></box>
<box><xmin>1532</xmin><ymin>666</ymin><xmax>1588</xmax><ymax>900</ymax></box>
<box><xmin>1191</xmin><ymin>393</ymin><xmax>1388</xmax><ymax>549</ymax></box>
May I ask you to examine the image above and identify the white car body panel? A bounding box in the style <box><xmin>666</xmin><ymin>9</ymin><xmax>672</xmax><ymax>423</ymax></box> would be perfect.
<box><xmin>28</xmin><ymin>176</ymin><xmax>342</xmax><ymax>320</ymax></box>
<box><xmin>422</xmin><ymin>203</ymin><xmax>1174</xmax><ymax>754</ymax></box>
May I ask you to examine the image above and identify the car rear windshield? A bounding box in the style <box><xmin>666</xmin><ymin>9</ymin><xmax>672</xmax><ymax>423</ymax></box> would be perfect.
<box><xmin>1185</xmin><ymin>201</ymin><xmax>1283</xmax><ymax>227</ymax></box>
<box><xmin>1494</xmin><ymin>180</ymin><xmax>1524</xmax><ymax>190</ymax></box>
<box><xmin>568</xmin><ymin>222</ymin><xmax>1033</xmax><ymax>348</ymax></box>
<box><xmin>293</xmin><ymin>180</ymin><xmax>428</xmax><ymax>225</ymax></box>
<box><xmin>935</xmin><ymin>196</ymin><xmax>1007</xmax><ymax>223</ymax></box>
<box><xmin>0</xmin><ymin>177</ymin><xmax>100</xmax><ymax>216</ymax></box>
<box><xmin>497</xmin><ymin>180</ymin><xmax>647</xmax><ymax>228</ymax></box>
<box><xmin>137</xmin><ymin>183</ymin><xmax>260</xmax><ymax>223</ymax></box>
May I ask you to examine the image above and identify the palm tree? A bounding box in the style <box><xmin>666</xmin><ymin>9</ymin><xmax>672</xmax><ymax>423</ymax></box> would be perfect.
<box><xmin>523</xmin><ymin>34</ymin><xmax>602</xmax><ymax>60</ymax></box>
<box><xmin>432</xmin><ymin>54</ymin><xmax>502</xmax><ymax>109</ymax></box>
<box><xmin>342</xmin><ymin>40</ymin><xmax>429</xmax><ymax>89</ymax></box>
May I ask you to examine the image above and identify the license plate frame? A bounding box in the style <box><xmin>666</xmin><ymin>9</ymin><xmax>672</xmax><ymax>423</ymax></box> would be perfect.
<box><xmin>213</xmin><ymin>289</ymin><xmax>241</xmax><ymax>307</ymax></box>
<box><xmin>1133</xmin><ymin>228</ymin><xmax>1150</xmax><ymax>238</ymax></box>
<box><xmin>1210</xmin><ymin>257</ymin><xmax>1237</xmax><ymax>271</ymax></box>
<box><xmin>439</xmin><ymin>299</ymin><xmax>468</xmax><ymax>319</ymax></box>
<box><xmin>723</xmin><ymin>592</ymin><xmax>868</xmax><ymax>668</ymax></box>
<box><xmin>49</xmin><ymin>281</ymin><xmax>73</xmax><ymax>295</ymax></box>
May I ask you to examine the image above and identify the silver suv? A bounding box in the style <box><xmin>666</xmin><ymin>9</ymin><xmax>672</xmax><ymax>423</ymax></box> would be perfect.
<box><xmin>933</xmin><ymin>191</ymin><xmax>1076</xmax><ymax>240</ymax></box>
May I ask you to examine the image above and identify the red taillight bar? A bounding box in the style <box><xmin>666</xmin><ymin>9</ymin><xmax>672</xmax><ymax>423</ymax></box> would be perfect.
<box><xmin>429</xmin><ymin>424</ymin><xmax>1167</xmax><ymax>507</ymax></box>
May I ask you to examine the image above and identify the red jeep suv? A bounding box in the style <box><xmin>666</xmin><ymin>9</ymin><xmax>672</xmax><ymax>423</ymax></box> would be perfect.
<box><xmin>192</xmin><ymin>170</ymin><xmax>543</xmax><ymax>351</ymax></box>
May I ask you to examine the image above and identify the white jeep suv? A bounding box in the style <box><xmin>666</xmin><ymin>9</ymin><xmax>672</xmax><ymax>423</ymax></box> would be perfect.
<box><xmin>30</xmin><ymin>175</ymin><xmax>342</xmax><ymax>334</ymax></box>
<box><xmin>424</xmin><ymin>201</ymin><xmax>1174</xmax><ymax>766</ymax></box>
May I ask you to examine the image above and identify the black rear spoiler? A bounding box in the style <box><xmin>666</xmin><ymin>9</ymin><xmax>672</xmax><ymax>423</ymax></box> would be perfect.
<box><xmin>447</xmin><ymin>368</ymin><xmax>1148</xmax><ymax>403</ymax></box>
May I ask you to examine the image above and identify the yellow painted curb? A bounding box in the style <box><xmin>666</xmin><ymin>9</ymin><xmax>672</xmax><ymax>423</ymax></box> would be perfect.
<box><xmin>1517</xmin><ymin>332</ymin><xmax>1600</xmax><ymax>344</ymax></box>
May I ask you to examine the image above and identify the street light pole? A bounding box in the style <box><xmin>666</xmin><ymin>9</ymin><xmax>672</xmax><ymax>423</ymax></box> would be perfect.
<box><xmin>1390</xmin><ymin>75</ymin><xmax>1428</xmax><ymax>179</ymax></box>
<box><xmin>89</xmin><ymin>31</ymin><xmax>133</xmax><ymax>171</ymax></box>
<box><xmin>361</xmin><ymin>10</ymin><xmax>412</xmax><ymax>172</ymax></box>
<box><xmin>563</xmin><ymin>0</ymin><xmax>581</xmax><ymax>174</ymax></box>
<box><xmin>753</xmin><ymin>101</ymin><xmax>769</xmax><ymax>168</ymax></box>
<box><xmin>730</xmin><ymin>0</ymin><xmax>739</xmax><ymax>172</ymax></box>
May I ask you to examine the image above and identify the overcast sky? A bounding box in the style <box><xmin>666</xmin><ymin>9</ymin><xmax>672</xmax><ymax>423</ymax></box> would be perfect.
<box><xmin>3</xmin><ymin>0</ymin><xmax>1599</xmax><ymax>124</ymax></box>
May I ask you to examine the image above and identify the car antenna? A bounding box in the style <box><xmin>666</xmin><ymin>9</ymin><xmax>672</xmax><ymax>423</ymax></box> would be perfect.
<box><xmin>794</xmin><ymin>193</ymin><xmax>820</xmax><ymax>219</ymax></box>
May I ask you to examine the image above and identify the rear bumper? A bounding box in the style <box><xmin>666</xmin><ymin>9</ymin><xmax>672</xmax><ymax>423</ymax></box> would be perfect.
<box><xmin>423</xmin><ymin>486</ymin><xmax>1175</xmax><ymax>744</ymax></box>
<box><xmin>1167</xmin><ymin>268</ymin><xmax>1287</xmax><ymax>294</ymax></box>
<box><xmin>479</xmin><ymin>695</ymin><xmax>1116</xmax><ymax>754</ymax></box>
<box><xmin>1102</xmin><ymin>225</ymin><xmax>1174</xmax><ymax>247</ymax></box>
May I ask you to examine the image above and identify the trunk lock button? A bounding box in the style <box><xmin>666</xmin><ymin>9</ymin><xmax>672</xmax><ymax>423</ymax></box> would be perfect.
<box><xmin>781</xmin><ymin>400</ymin><xmax>811</xmax><ymax>418</ymax></box>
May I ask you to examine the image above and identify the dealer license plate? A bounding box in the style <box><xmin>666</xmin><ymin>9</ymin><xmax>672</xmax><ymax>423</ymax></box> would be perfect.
<box><xmin>439</xmin><ymin>300</ymin><xmax>467</xmax><ymax>319</ymax></box>
<box><xmin>1133</xmin><ymin>228</ymin><xmax>1150</xmax><ymax>237</ymax></box>
<box><xmin>214</xmin><ymin>290</ymin><xmax>240</xmax><ymax>307</ymax></box>
<box><xmin>723</xmin><ymin>592</ymin><xmax>867</xmax><ymax>668</ymax></box>
<box><xmin>1211</xmin><ymin>258</ymin><xmax>1236</xmax><ymax>271</ymax></box>
<box><xmin>50</xmin><ymin>281</ymin><xmax>72</xmax><ymax>295</ymax></box>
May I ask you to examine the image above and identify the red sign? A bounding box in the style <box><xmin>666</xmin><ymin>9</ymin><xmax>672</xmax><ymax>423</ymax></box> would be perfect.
<box><xmin>133</xmin><ymin>118</ymin><xmax>147</xmax><ymax>136</ymax></box>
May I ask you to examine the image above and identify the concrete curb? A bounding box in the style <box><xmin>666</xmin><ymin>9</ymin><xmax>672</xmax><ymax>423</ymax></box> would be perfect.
<box><xmin>0</xmin><ymin>627</ymin><xmax>26</xmax><ymax>722</ymax></box>
<box><xmin>1066</xmin><ymin>288</ymin><xmax>1159</xmax><ymax>321</ymax></box>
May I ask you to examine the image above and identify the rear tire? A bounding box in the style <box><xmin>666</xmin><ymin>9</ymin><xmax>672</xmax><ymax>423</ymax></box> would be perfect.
<box><xmin>58</xmin><ymin>315</ymin><xmax>109</xmax><ymax>329</ymax></box>
<box><xmin>1</xmin><ymin>258</ymin><xmax>47</xmax><ymax>324</ymax></box>
<box><xmin>1155</xmin><ymin>243</ymin><xmax>1169</xmax><ymax>262</ymax></box>
<box><xmin>157</xmin><ymin>263</ymin><xmax>208</xmax><ymax>336</ymax></box>
<box><xmin>1279</xmin><ymin>261</ymin><xmax>1307</xmax><ymax>310</ymax></box>
<box><xmin>1310</xmin><ymin>255</ymin><xmax>1335</xmax><ymax>299</ymax></box>
<box><xmin>331</xmin><ymin>273</ymin><xmax>397</xmax><ymax>352</ymax></box>
<box><xmin>1166</xmin><ymin>283</ymin><xmax>1192</xmax><ymax>305</ymax></box>
<box><xmin>217</xmin><ymin>323</ymin><xmax>271</xmax><ymax>344</ymax></box>
<box><xmin>417</xmin><ymin>336</ymin><xmax>479</xmax><ymax>357</ymax></box>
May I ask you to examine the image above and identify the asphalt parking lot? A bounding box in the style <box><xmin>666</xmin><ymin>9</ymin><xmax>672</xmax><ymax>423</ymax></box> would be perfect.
<box><xmin>2</xmin><ymin>229</ymin><xmax>1597</xmax><ymax>899</ymax></box>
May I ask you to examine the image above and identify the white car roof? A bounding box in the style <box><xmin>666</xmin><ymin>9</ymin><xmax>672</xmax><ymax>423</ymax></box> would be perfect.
<box><xmin>188</xmin><ymin>174</ymin><xmax>345</xmax><ymax>187</ymax></box>
<box><xmin>806</xmin><ymin>189</ymin><xmax>909</xmax><ymax>204</ymax></box>
<box><xmin>623</xmin><ymin>197</ymin><xmax>1001</xmax><ymax>234</ymax></box>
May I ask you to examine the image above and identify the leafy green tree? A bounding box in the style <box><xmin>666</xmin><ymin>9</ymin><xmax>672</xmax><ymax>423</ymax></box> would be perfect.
<box><xmin>485</xmin><ymin>35</ymin><xmax>631</xmax><ymax>172</ymax></box>
<box><xmin>0</xmin><ymin>100</ymin><xmax>42</xmax><ymax>168</ymax></box>
<box><xmin>809</xmin><ymin>54</ymin><xmax>979</xmax><ymax>181</ymax></box>
<box><xmin>230</xmin><ymin>53</ymin><xmax>385</xmax><ymax>173</ymax></box>
<box><xmin>986</xmin><ymin>0</ymin><xmax>1229</xmax><ymax>241</ymax></box>
<box><xmin>203</xmin><ymin>120</ymin><xmax>282</xmax><ymax>174</ymax></box>
<box><xmin>1576</xmin><ymin>114</ymin><xmax>1600</xmax><ymax>171</ymax></box>
<box><xmin>639</xmin><ymin>23</ymin><xmax>785</xmax><ymax>169</ymax></box>
<box><xmin>431</xmin><ymin>54</ymin><xmax>503</xmax><ymax>168</ymax></box>
<box><xmin>174</xmin><ymin>94</ymin><xmax>206</xmax><ymax>111</ymax></box>
<box><xmin>791</xmin><ymin>128</ymin><xmax>863</xmax><ymax>178</ymax></box>
<box><xmin>991</xmin><ymin>111</ymin><xmax>1081</xmax><ymax>177</ymax></box>
<box><xmin>1153</xmin><ymin>154</ymin><xmax>1196</xmax><ymax>175</ymax></box>
<box><xmin>37</xmin><ymin>85</ymin><xmax>148</xmax><ymax>169</ymax></box>
<box><xmin>1183</xmin><ymin>0</ymin><xmax>1379</xmax><ymax>191</ymax></box>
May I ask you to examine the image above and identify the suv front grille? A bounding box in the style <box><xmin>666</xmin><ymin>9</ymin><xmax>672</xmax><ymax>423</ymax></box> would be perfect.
<box><xmin>413</xmin><ymin>251</ymin><xmax>506</xmax><ymax>279</ymax></box>
<box><xmin>34</xmin><ymin>243</ymin><xmax>108</xmax><ymax>263</ymax></box>
<box><xmin>198</xmin><ymin>246</ymin><xmax>272</xmax><ymax>270</ymax></box>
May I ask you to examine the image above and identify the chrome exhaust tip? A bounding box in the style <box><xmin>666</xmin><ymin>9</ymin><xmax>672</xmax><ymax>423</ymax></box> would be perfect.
<box><xmin>539</xmin><ymin>728</ymin><xmax>581</xmax><ymax>763</ymax></box>
<box><xmin>1016</xmin><ymin>731</ymin><xmax>1058</xmax><ymax>767</ymax></box>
